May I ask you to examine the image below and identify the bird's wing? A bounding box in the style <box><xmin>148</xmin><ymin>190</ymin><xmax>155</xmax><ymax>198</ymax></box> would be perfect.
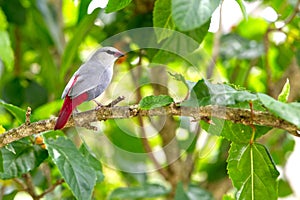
<box><xmin>66</xmin><ymin>62</ymin><xmax>113</xmax><ymax>99</ymax></box>
<box><xmin>61</xmin><ymin>73</ymin><xmax>79</xmax><ymax>99</ymax></box>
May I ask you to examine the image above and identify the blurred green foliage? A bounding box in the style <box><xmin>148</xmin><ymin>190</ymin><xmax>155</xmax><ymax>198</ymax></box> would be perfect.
<box><xmin>0</xmin><ymin>0</ymin><xmax>299</xmax><ymax>199</ymax></box>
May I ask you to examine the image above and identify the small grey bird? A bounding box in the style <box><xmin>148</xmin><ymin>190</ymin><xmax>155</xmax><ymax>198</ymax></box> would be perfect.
<box><xmin>54</xmin><ymin>46</ymin><xmax>124</xmax><ymax>130</ymax></box>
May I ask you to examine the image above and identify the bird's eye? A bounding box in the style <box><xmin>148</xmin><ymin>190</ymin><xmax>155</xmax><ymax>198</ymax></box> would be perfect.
<box><xmin>106</xmin><ymin>50</ymin><xmax>115</xmax><ymax>55</ymax></box>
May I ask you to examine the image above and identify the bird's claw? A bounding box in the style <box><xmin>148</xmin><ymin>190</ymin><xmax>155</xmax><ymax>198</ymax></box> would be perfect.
<box><xmin>93</xmin><ymin>100</ymin><xmax>103</xmax><ymax>110</ymax></box>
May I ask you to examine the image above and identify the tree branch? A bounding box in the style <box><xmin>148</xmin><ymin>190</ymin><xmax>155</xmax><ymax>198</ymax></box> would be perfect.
<box><xmin>0</xmin><ymin>104</ymin><xmax>299</xmax><ymax>148</ymax></box>
<box><xmin>36</xmin><ymin>179</ymin><xmax>64</xmax><ymax>199</ymax></box>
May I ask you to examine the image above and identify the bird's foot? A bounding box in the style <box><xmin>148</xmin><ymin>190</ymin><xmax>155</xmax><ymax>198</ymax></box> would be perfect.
<box><xmin>93</xmin><ymin>100</ymin><xmax>103</xmax><ymax>110</ymax></box>
<box><xmin>106</xmin><ymin>96</ymin><xmax>125</xmax><ymax>107</ymax></box>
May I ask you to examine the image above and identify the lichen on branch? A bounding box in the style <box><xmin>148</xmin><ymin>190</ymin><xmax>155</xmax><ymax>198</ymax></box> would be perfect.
<box><xmin>0</xmin><ymin>103</ymin><xmax>299</xmax><ymax>148</ymax></box>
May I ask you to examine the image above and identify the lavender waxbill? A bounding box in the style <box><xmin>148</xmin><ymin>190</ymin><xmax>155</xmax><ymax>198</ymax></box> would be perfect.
<box><xmin>54</xmin><ymin>46</ymin><xmax>124</xmax><ymax>130</ymax></box>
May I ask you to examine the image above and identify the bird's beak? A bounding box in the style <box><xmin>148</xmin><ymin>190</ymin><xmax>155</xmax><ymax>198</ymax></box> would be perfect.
<box><xmin>115</xmin><ymin>51</ymin><xmax>125</xmax><ymax>58</ymax></box>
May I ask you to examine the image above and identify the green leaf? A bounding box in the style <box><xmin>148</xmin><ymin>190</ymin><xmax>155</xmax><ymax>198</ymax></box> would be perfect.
<box><xmin>172</xmin><ymin>0</ymin><xmax>220</xmax><ymax>31</ymax></box>
<box><xmin>0</xmin><ymin>8</ymin><xmax>14</xmax><ymax>70</ymax></box>
<box><xmin>1</xmin><ymin>77</ymin><xmax>25</xmax><ymax>106</ymax></box>
<box><xmin>174</xmin><ymin>182</ymin><xmax>189</xmax><ymax>200</ymax></box>
<box><xmin>107</xmin><ymin>120</ymin><xmax>145</xmax><ymax>154</ymax></box>
<box><xmin>32</xmin><ymin>100</ymin><xmax>62</xmax><ymax>120</ymax></box>
<box><xmin>201</xmin><ymin>118</ymin><xmax>271</xmax><ymax>142</ymax></box>
<box><xmin>0</xmin><ymin>31</ymin><xmax>14</xmax><ymax>71</ymax></box>
<box><xmin>235</xmin><ymin>0</ymin><xmax>248</xmax><ymax>20</ymax></box>
<box><xmin>60</xmin><ymin>9</ymin><xmax>100</xmax><ymax>83</ymax></box>
<box><xmin>39</xmin><ymin>46</ymin><xmax>61</xmax><ymax>97</ymax></box>
<box><xmin>183</xmin><ymin>19</ymin><xmax>210</xmax><ymax>44</ymax></box>
<box><xmin>153</xmin><ymin>0</ymin><xmax>175</xmax><ymax>42</ymax></box>
<box><xmin>258</xmin><ymin>93</ymin><xmax>300</xmax><ymax>128</ymax></box>
<box><xmin>236</xmin><ymin>18</ymin><xmax>269</xmax><ymax>41</ymax></box>
<box><xmin>105</xmin><ymin>0</ymin><xmax>132</xmax><ymax>13</ymax></box>
<box><xmin>109</xmin><ymin>183</ymin><xmax>169</xmax><ymax>199</ymax></box>
<box><xmin>186</xmin><ymin>185</ymin><xmax>213</xmax><ymax>200</ymax></box>
<box><xmin>36</xmin><ymin>0</ymin><xmax>63</xmax><ymax>54</ymax></box>
<box><xmin>79</xmin><ymin>143</ymin><xmax>104</xmax><ymax>183</ymax></box>
<box><xmin>24</xmin><ymin>80</ymin><xmax>48</xmax><ymax>109</ymax></box>
<box><xmin>77</xmin><ymin>0</ymin><xmax>93</xmax><ymax>23</ymax></box>
<box><xmin>0</xmin><ymin>8</ymin><xmax>8</xmax><ymax>30</ymax></box>
<box><xmin>174</xmin><ymin>183</ymin><xmax>213</xmax><ymax>200</ymax></box>
<box><xmin>265</xmin><ymin>130</ymin><xmax>295</xmax><ymax>165</ymax></box>
<box><xmin>227</xmin><ymin>143</ymin><xmax>279</xmax><ymax>200</ymax></box>
<box><xmin>104</xmin><ymin>120</ymin><xmax>147</xmax><ymax>173</ymax></box>
<box><xmin>222</xmin><ymin>194</ymin><xmax>235</xmax><ymax>200</ymax></box>
<box><xmin>182</xmin><ymin>79</ymin><xmax>257</xmax><ymax>107</ymax></box>
<box><xmin>44</xmin><ymin>136</ymin><xmax>97</xmax><ymax>200</ymax></box>
<box><xmin>0</xmin><ymin>0</ymin><xmax>26</xmax><ymax>25</ymax></box>
<box><xmin>278</xmin><ymin>79</ymin><xmax>290</xmax><ymax>102</ymax></box>
<box><xmin>220</xmin><ymin>34</ymin><xmax>264</xmax><ymax>59</ymax></box>
<box><xmin>0</xmin><ymin>101</ymin><xmax>26</xmax><ymax>123</ymax></box>
<box><xmin>3</xmin><ymin>190</ymin><xmax>18</xmax><ymax>200</ymax></box>
<box><xmin>139</xmin><ymin>95</ymin><xmax>174</xmax><ymax>110</ymax></box>
<box><xmin>278</xmin><ymin>179</ymin><xmax>293</xmax><ymax>197</ymax></box>
<box><xmin>0</xmin><ymin>140</ymin><xmax>48</xmax><ymax>179</ymax></box>
<box><xmin>0</xmin><ymin>125</ymin><xmax>5</xmax><ymax>134</ymax></box>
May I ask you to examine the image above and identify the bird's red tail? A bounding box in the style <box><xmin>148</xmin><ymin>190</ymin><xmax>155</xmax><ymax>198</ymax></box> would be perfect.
<box><xmin>54</xmin><ymin>93</ymin><xmax>88</xmax><ymax>130</ymax></box>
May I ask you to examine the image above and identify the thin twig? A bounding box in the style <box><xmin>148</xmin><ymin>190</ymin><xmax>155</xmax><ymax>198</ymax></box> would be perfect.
<box><xmin>22</xmin><ymin>173</ymin><xmax>37</xmax><ymax>198</ymax></box>
<box><xmin>284</xmin><ymin>0</ymin><xmax>300</xmax><ymax>25</ymax></box>
<box><xmin>263</xmin><ymin>0</ymin><xmax>300</xmax><ymax>96</ymax></box>
<box><xmin>106</xmin><ymin>96</ymin><xmax>125</xmax><ymax>107</ymax></box>
<box><xmin>13</xmin><ymin>178</ymin><xmax>27</xmax><ymax>190</ymax></box>
<box><xmin>25</xmin><ymin>107</ymin><xmax>32</xmax><ymax>125</ymax></box>
<box><xmin>36</xmin><ymin>179</ymin><xmax>65</xmax><ymax>199</ymax></box>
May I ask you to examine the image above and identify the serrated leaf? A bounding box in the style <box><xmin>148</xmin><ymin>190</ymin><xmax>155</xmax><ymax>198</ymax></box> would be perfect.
<box><xmin>109</xmin><ymin>184</ymin><xmax>169</xmax><ymax>199</ymax></box>
<box><xmin>0</xmin><ymin>140</ymin><xmax>48</xmax><ymax>179</ymax></box>
<box><xmin>172</xmin><ymin>0</ymin><xmax>220</xmax><ymax>31</ymax></box>
<box><xmin>44</xmin><ymin>136</ymin><xmax>96</xmax><ymax>200</ymax></box>
<box><xmin>0</xmin><ymin>101</ymin><xmax>25</xmax><ymax>123</ymax></box>
<box><xmin>153</xmin><ymin>0</ymin><xmax>175</xmax><ymax>42</ymax></box>
<box><xmin>278</xmin><ymin>79</ymin><xmax>290</xmax><ymax>102</ymax></box>
<box><xmin>139</xmin><ymin>95</ymin><xmax>174</xmax><ymax>110</ymax></box>
<box><xmin>235</xmin><ymin>0</ymin><xmax>248</xmax><ymax>20</ymax></box>
<box><xmin>182</xmin><ymin>79</ymin><xmax>257</xmax><ymax>107</ymax></box>
<box><xmin>79</xmin><ymin>143</ymin><xmax>104</xmax><ymax>183</ymax></box>
<box><xmin>105</xmin><ymin>0</ymin><xmax>132</xmax><ymax>13</ymax></box>
<box><xmin>201</xmin><ymin>118</ymin><xmax>270</xmax><ymax>142</ymax></box>
<box><xmin>227</xmin><ymin>143</ymin><xmax>279</xmax><ymax>200</ymax></box>
<box><xmin>258</xmin><ymin>93</ymin><xmax>300</xmax><ymax>128</ymax></box>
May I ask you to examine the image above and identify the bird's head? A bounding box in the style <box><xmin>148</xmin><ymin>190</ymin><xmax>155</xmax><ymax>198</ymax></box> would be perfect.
<box><xmin>92</xmin><ymin>46</ymin><xmax>124</xmax><ymax>67</ymax></box>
